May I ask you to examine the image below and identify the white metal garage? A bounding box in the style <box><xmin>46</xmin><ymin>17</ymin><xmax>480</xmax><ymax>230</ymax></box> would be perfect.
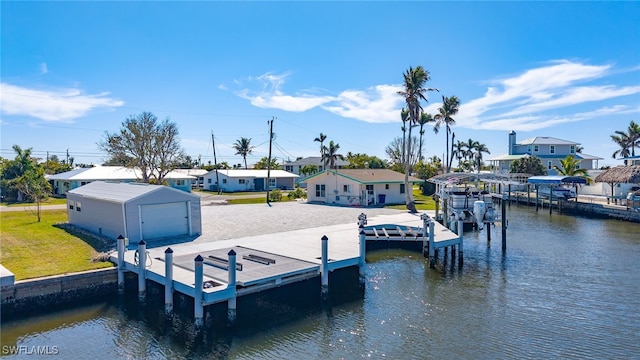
<box><xmin>67</xmin><ymin>181</ymin><xmax>202</xmax><ymax>245</ymax></box>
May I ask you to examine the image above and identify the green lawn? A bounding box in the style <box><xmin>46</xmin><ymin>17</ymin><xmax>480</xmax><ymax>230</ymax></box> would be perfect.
<box><xmin>0</xmin><ymin>210</ymin><xmax>113</xmax><ymax>280</ymax></box>
<box><xmin>385</xmin><ymin>187</ymin><xmax>437</xmax><ymax>211</ymax></box>
<box><xmin>1</xmin><ymin>197</ymin><xmax>67</xmax><ymax>207</ymax></box>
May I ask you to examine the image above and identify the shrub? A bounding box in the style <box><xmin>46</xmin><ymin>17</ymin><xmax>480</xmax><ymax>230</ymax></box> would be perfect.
<box><xmin>287</xmin><ymin>188</ymin><xmax>307</xmax><ymax>199</ymax></box>
<box><xmin>269</xmin><ymin>189</ymin><xmax>283</xmax><ymax>202</ymax></box>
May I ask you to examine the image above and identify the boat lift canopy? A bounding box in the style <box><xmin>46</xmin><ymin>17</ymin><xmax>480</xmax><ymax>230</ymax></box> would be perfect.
<box><xmin>427</xmin><ymin>172</ymin><xmax>530</xmax><ymax>186</ymax></box>
<box><xmin>527</xmin><ymin>175</ymin><xmax>587</xmax><ymax>185</ymax></box>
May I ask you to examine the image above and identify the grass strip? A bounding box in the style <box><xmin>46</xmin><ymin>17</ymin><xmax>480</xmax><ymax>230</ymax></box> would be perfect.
<box><xmin>0</xmin><ymin>210</ymin><xmax>113</xmax><ymax>280</ymax></box>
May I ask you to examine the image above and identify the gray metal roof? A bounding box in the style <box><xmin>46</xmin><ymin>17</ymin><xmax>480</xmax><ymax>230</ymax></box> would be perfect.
<box><xmin>517</xmin><ymin>136</ymin><xmax>579</xmax><ymax>146</ymax></box>
<box><xmin>67</xmin><ymin>181</ymin><xmax>198</xmax><ymax>203</ymax></box>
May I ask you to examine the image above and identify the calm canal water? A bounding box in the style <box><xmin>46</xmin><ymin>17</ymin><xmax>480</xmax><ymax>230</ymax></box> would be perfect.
<box><xmin>2</xmin><ymin>205</ymin><xmax>639</xmax><ymax>359</ymax></box>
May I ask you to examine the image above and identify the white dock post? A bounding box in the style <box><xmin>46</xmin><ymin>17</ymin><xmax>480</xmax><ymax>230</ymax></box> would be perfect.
<box><xmin>421</xmin><ymin>214</ymin><xmax>429</xmax><ymax>257</ymax></box>
<box><xmin>117</xmin><ymin>235</ymin><xmax>125</xmax><ymax>294</ymax></box>
<box><xmin>227</xmin><ymin>250</ymin><xmax>237</xmax><ymax>326</ymax></box>
<box><xmin>164</xmin><ymin>248</ymin><xmax>174</xmax><ymax>317</ymax></box>
<box><xmin>137</xmin><ymin>240</ymin><xmax>147</xmax><ymax>302</ymax></box>
<box><xmin>458</xmin><ymin>219</ymin><xmax>464</xmax><ymax>268</ymax></box>
<box><xmin>321</xmin><ymin>235</ymin><xmax>329</xmax><ymax>301</ymax></box>
<box><xmin>428</xmin><ymin>221</ymin><xmax>435</xmax><ymax>268</ymax></box>
<box><xmin>358</xmin><ymin>227</ymin><xmax>366</xmax><ymax>287</ymax></box>
<box><xmin>194</xmin><ymin>255</ymin><xmax>204</xmax><ymax>329</ymax></box>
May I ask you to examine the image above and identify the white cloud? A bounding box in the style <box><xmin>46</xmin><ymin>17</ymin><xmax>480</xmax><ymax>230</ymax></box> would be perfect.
<box><xmin>457</xmin><ymin>60</ymin><xmax>640</xmax><ymax>130</ymax></box>
<box><xmin>322</xmin><ymin>85</ymin><xmax>404</xmax><ymax>123</ymax></box>
<box><xmin>39</xmin><ymin>62</ymin><xmax>48</xmax><ymax>74</ymax></box>
<box><xmin>0</xmin><ymin>83</ymin><xmax>124</xmax><ymax>122</ymax></box>
<box><xmin>230</xmin><ymin>61</ymin><xmax>638</xmax><ymax>129</ymax></box>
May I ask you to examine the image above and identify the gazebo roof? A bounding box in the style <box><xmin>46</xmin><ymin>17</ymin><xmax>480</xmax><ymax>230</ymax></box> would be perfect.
<box><xmin>594</xmin><ymin>165</ymin><xmax>640</xmax><ymax>184</ymax></box>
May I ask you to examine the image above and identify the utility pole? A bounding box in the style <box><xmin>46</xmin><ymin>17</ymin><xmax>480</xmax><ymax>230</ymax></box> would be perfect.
<box><xmin>266</xmin><ymin>117</ymin><xmax>274</xmax><ymax>205</ymax></box>
<box><xmin>212</xmin><ymin>132</ymin><xmax>221</xmax><ymax>194</ymax></box>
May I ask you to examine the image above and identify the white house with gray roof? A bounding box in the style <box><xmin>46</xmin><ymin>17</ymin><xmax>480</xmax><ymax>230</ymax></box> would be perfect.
<box><xmin>47</xmin><ymin>166</ymin><xmax>196</xmax><ymax>195</ymax></box>
<box><xmin>66</xmin><ymin>181</ymin><xmax>201</xmax><ymax>244</ymax></box>
<box><xmin>488</xmin><ymin>131</ymin><xmax>603</xmax><ymax>175</ymax></box>
<box><xmin>202</xmin><ymin>169</ymin><xmax>299</xmax><ymax>192</ymax></box>
<box><xmin>301</xmin><ymin>169</ymin><xmax>423</xmax><ymax>207</ymax></box>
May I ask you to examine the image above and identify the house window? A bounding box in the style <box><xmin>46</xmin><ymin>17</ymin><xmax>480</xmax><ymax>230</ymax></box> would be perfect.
<box><xmin>269</xmin><ymin>178</ymin><xmax>276</xmax><ymax>187</ymax></box>
<box><xmin>550</xmin><ymin>145</ymin><xmax>555</xmax><ymax>154</ymax></box>
<box><xmin>315</xmin><ymin>184</ymin><xmax>326</xmax><ymax>197</ymax></box>
<box><xmin>534</xmin><ymin>145</ymin><xmax>539</xmax><ymax>152</ymax></box>
<box><xmin>385</xmin><ymin>184</ymin><xmax>389</xmax><ymax>190</ymax></box>
<box><xmin>76</xmin><ymin>201</ymin><xmax>82</xmax><ymax>212</ymax></box>
<box><xmin>239</xmin><ymin>179</ymin><xmax>246</xmax><ymax>184</ymax></box>
<box><xmin>548</xmin><ymin>161</ymin><xmax>552</xmax><ymax>170</ymax></box>
<box><xmin>285</xmin><ymin>165</ymin><xmax>293</xmax><ymax>172</ymax></box>
<box><xmin>176</xmin><ymin>179</ymin><xmax>185</xmax><ymax>186</ymax></box>
<box><xmin>528</xmin><ymin>145</ymin><xmax>532</xmax><ymax>154</ymax></box>
<box><xmin>68</xmin><ymin>201</ymin><xmax>74</xmax><ymax>210</ymax></box>
<box><xmin>400</xmin><ymin>184</ymin><xmax>406</xmax><ymax>194</ymax></box>
<box><xmin>366</xmin><ymin>185</ymin><xmax>374</xmax><ymax>195</ymax></box>
<box><xmin>222</xmin><ymin>179</ymin><xmax>227</xmax><ymax>184</ymax></box>
<box><xmin>343</xmin><ymin>184</ymin><xmax>352</xmax><ymax>193</ymax></box>
<box><xmin>570</xmin><ymin>145</ymin><xmax>575</xmax><ymax>154</ymax></box>
<box><xmin>208</xmin><ymin>178</ymin><xmax>212</xmax><ymax>184</ymax></box>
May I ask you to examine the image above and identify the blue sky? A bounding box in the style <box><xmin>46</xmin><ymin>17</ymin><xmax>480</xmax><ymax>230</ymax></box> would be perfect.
<box><xmin>2</xmin><ymin>1</ymin><xmax>639</xmax><ymax>168</ymax></box>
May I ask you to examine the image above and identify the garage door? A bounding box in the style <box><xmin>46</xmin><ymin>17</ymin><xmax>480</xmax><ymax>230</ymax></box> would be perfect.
<box><xmin>140</xmin><ymin>202</ymin><xmax>189</xmax><ymax>240</ymax></box>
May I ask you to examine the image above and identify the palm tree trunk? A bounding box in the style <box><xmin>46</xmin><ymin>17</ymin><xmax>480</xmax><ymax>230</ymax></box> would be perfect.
<box><xmin>445</xmin><ymin>126</ymin><xmax>450</xmax><ymax>173</ymax></box>
<box><xmin>405</xmin><ymin>116</ymin><xmax>417</xmax><ymax>213</ymax></box>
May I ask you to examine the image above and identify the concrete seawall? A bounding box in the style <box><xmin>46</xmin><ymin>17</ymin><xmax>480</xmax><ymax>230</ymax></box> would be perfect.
<box><xmin>1</xmin><ymin>267</ymin><xmax>117</xmax><ymax>320</ymax></box>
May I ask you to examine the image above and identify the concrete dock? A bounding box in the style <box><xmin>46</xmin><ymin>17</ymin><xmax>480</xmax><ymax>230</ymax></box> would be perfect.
<box><xmin>110</xmin><ymin>205</ymin><xmax>462</xmax><ymax>327</ymax></box>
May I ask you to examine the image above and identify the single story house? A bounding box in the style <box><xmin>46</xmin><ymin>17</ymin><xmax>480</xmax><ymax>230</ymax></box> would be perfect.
<box><xmin>47</xmin><ymin>166</ymin><xmax>196</xmax><ymax>195</ymax></box>
<box><xmin>301</xmin><ymin>169</ymin><xmax>424</xmax><ymax>207</ymax></box>
<box><xmin>66</xmin><ymin>181</ymin><xmax>202</xmax><ymax>244</ymax></box>
<box><xmin>488</xmin><ymin>131</ymin><xmax>602</xmax><ymax>174</ymax></box>
<box><xmin>172</xmin><ymin>168</ymin><xmax>209</xmax><ymax>188</ymax></box>
<box><xmin>202</xmin><ymin>169</ymin><xmax>299</xmax><ymax>192</ymax></box>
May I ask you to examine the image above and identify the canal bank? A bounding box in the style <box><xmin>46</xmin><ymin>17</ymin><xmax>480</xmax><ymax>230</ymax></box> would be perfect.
<box><xmin>1</xmin><ymin>268</ymin><xmax>118</xmax><ymax>321</ymax></box>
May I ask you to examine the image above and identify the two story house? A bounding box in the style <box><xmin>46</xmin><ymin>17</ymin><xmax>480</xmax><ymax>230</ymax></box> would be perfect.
<box><xmin>488</xmin><ymin>131</ymin><xmax>603</xmax><ymax>175</ymax></box>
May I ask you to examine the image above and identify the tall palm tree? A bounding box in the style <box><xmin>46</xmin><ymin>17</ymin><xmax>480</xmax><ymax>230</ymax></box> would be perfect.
<box><xmin>232</xmin><ymin>137</ymin><xmax>255</xmax><ymax>169</ymax></box>
<box><xmin>417</xmin><ymin>112</ymin><xmax>434</xmax><ymax>161</ymax></box>
<box><xmin>314</xmin><ymin>133</ymin><xmax>327</xmax><ymax>159</ymax></box>
<box><xmin>322</xmin><ymin>140</ymin><xmax>344</xmax><ymax>169</ymax></box>
<box><xmin>433</xmin><ymin>95</ymin><xmax>460</xmax><ymax>173</ymax></box>
<box><xmin>611</xmin><ymin>132</ymin><xmax>632</xmax><ymax>160</ymax></box>
<box><xmin>453</xmin><ymin>140</ymin><xmax>466</xmax><ymax>169</ymax></box>
<box><xmin>397</xmin><ymin>66</ymin><xmax>438</xmax><ymax>213</ymax></box>
<box><xmin>473</xmin><ymin>142</ymin><xmax>491</xmax><ymax>173</ymax></box>
<box><xmin>464</xmin><ymin>138</ymin><xmax>479</xmax><ymax>166</ymax></box>
<box><xmin>627</xmin><ymin>120</ymin><xmax>640</xmax><ymax>157</ymax></box>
